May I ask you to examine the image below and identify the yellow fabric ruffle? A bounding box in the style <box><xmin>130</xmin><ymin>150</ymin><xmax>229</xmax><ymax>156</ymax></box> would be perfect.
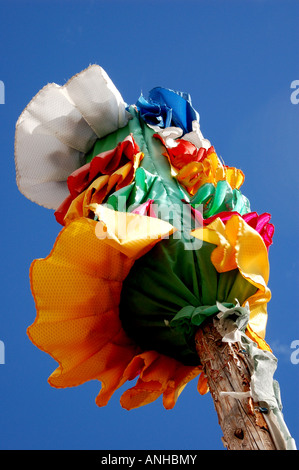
<box><xmin>28</xmin><ymin>210</ymin><xmax>207</xmax><ymax>410</ymax></box>
<box><xmin>174</xmin><ymin>151</ymin><xmax>244</xmax><ymax>196</ymax></box>
<box><xmin>119</xmin><ymin>351</ymin><xmax>205</xmax><ymax>410</ymax></box>
<box><xmin>91</xmin><ymin>204</ymin><xmax>177</xmax><ymax>259</ymax></box>
<box><xmin>191</xmin><ymin>215</ymin><xmax>271</xmax><ymax>342</ymax></box>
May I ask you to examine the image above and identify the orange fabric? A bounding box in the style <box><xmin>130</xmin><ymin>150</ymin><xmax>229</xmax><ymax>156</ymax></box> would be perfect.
<box><xmin>154</xmin><ymin>133</ymin><xmax>244</xmax><ymax>195</ymax></box>
<box><xmin>171</xmin><ymin>152</ymin><xmax>244</xmax><ymax>196</ymax></box>
<box><xmin>245</xmin><ymin>325</ymin><xmax>272</xmax><ymax>353</ymax></box>
<box><xmin>120</xmin><ymin>351</ymin><xmax>205</xmax><ymax>410</ymax></box>
<box><xmin>28</xmin><ymin>212</ymin><xmax>205</xmax><ymax>409</ymax></box>
<box><xmin>28</xmin><ymin>218</ymin><xmax>137</xmax><ymax>395</ymax></box>
<box><xmin>224</xmin><ymin>165</ymin><xmax>245</xmax><ymax>190</ymax></box>
<box><xmin>154</xmin><ymin>134</ymin><xmax>211</xmax><ymax>169</ymax></box>
<box><xmin>197</xmin><ymin>371</ymin><xmax>209</xmax><ymax>395</ymax></box>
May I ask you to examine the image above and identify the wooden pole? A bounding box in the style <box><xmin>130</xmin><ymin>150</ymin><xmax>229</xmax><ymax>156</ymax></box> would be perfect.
<box><xmin>195</xmin><ymin>317</ymin><xmax>277</xmax><ymax>450</ymax></box>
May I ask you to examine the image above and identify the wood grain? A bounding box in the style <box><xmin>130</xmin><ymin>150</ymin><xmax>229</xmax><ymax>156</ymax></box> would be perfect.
<box><xmin>195</xmin><ymin>318</ymin><xmax>277</xmax><ymax>450</ymax></box>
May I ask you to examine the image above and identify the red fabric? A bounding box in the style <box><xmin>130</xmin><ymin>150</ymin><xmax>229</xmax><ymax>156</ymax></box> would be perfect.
<box><xmin>67</xmin><ymin>134</ymin><xmax>140</xmax><ymax>196</ymax></box>
<box><xmin>54</xmin><ymin>135</ymin><xmax>140</xmax><ymax>225</ymax></box>
<box><xmin>154</xmin><ymin>133</ymin><xmax>215</xmax><ymax>169</ymax></box>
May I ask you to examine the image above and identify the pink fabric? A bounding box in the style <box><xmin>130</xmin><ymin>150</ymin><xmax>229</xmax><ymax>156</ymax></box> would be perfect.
<box><xmin>183</xmin><ymin>203</ymin><xmax>274</xmax><ymax>249</ymax></box>
<box><xmin>131</xmin><ymin>200</ymin><xmax>157</xmax><ymax>217</ymax></box>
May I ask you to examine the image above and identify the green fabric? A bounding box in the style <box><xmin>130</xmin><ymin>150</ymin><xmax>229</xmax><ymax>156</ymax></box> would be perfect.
<box><xmin>85</xmin><ymin>106</ymin><xmax>188</xmax><ymax>209</ymax></box>
<box><xmin>119</xmin><ymin>236</ymin><xmax>257</xmax><ymax>366</ymax></box>
<box><xmin>86</xmin><ymin>107</ymin><xmax>250</xmax><ymax>223</ymax></box>
<box><xmin>84</xmin><ymin>124</ymin><xmax>133</xmax><ymax>163</ymax></box>
<box><xmin>170</xmin><ymin>304</ymin><xmax>234</xmax><ymax>336</ymax></box>
<box><xmin>86</xmin><ymin>108</ymin><xmax>257</xmax><ymax>365</ymax></box>
<box><xmin>190</xmin><ymin>180</ymin><xmax>251</xmax><ymax>218</ymax></box>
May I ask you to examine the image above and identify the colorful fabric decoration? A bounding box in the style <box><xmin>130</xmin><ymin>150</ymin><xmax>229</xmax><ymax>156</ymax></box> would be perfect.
<box><xmin>15</xmin><ymin>64</ymin><xmax>275</xmax><ymax>411</ymax></box>
<box><xmin>14</xmin><ymin>65</ymin><xmax>131</xmax><ymax>210</ymax></box>
<box><xmin>136</xmin><ymin>87</ymin><xmax>199</xmax><ymax>133</ymax></box>
<box><xmin>54</xmin><ymin>134</ymin><xmax>143</xmax><ymax>225</ymax></box>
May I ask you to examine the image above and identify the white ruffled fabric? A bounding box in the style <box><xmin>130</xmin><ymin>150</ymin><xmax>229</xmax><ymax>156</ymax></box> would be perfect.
<box><xmin>15</xmin><ymin>65</ymin><xmax>131</xmax><ymax>209</ymax></box>
<box><xmin>150</xmin><ymin>120</ymin><xmax>211</xmax><ymax>150</ymax></box>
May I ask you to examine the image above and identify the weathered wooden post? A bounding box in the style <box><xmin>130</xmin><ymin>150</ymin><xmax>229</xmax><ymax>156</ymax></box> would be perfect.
<box><xmin>195</xmin><ymin>318</ymin><xmax>278</xmax><ymax>450</ymax></box>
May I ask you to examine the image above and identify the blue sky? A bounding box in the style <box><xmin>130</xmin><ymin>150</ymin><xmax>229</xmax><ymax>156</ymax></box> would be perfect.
<box><xmin>0</xmin><ymin>0</ymin><xmax>298</xmax><ymax>450</ymax></box>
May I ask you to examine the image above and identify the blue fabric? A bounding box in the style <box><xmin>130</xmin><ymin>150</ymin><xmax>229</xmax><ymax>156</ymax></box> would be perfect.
<box><xmin>136</xmin><ymin>87</ymin><xmax>199</xmax><ymax>134</ymax></box>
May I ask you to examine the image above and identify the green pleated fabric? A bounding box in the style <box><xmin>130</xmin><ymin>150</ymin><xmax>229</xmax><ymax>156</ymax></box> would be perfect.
<box><xmin>86</xmin><ymin>107</ymin><xmax>256</xmax><ymax>365</ymax></box>
<box><xmin>119</xmin><ymin>236</ymin><xmax>257</xmax><ymax>366</ymax></box>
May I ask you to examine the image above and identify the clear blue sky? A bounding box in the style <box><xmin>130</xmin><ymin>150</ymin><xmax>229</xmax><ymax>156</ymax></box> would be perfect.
<box><xmin>0</xmin><ymin>0</ymin><xmax>298</xmax><ymax>450</ymax></box>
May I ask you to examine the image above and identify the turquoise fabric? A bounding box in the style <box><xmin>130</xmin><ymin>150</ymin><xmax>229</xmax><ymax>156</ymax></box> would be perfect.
<box><xmin>190</xmin><ymin>180</ymin><xmax>251</xmax><ymax>218</ymax></box>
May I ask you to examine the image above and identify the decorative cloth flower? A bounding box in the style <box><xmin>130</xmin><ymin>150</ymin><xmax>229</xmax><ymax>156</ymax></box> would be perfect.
<box><xmin>191</xmin><ymin>214</ymin><xmax>271</xmax><ymax>340</ymax></box>
<box><xmin>154</xmin><ymin>133</ymin><xmax>245</xmax><ymax>196</ymax></box>
<box><xmin>136</xmin><ymin>87</ymin><xmax>199</xmax><ymax>133</ymax></box>
<box><xmin>190</xmin><ymin>180</ymin><xmax>251</xmax><ymax>218</ymax></box>
<box><xmin>15</xmin><ymin>65</ymin><xmax>274</xmax><ymax>410</ymax></box>
<box><xmin>54</xmin><ymin>134</ymin><xmax>143</xmax><ymax>225</ymax></box>
<box><xmin>15</xmin><ymin>65</ymin><xmax>131</xmax><ymax>210</ymax></box>
<box><xmin>188</xmin><ymin>207</ymin><xmax>274</xmax><ymax>250</ymax></box>
<box><xmin>28</xmin><ymin>209</ymin><xmax>209</xmax><ymax>409</ymax></box>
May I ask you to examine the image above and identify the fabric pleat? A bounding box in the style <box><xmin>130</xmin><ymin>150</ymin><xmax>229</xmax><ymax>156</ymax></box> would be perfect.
<box><xmin>15</xmin><ymin>65</ymin><xmax>275</xmax><ymax>411</ymax></box>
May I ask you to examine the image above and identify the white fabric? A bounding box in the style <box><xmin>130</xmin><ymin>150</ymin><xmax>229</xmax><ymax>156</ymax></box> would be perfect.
<box><xmin>182</xmin><ymin>120</ymin><xmax>211</xmax><ymax>150</ymax></box>
<box><xmin>15</xmin><ymin>65</ymin><xmax>131</xmax><ymax>210</ymax></box>
<box><xmin>150</xmin><ymin>120</ymin><xmax>211</xmax><ymax>151</ymax></box>
<box><xmin>219</xmin><ymin>390</ymin><xmax>252</xmax><ymax>399</ymax></box>
<box><xmin>64</xmin><ymin>66</ymin><xmax>130</xmax><ymax>139</ymax></box>
<box><xmin>214</xmin><ymin>303</ymin><xmax>297</xmax><ymax>450</ymax></box>
<box><xmin>149</xmin><ymin>125</ymin><xmax>183</xmax><ymax>147</ymax></box>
